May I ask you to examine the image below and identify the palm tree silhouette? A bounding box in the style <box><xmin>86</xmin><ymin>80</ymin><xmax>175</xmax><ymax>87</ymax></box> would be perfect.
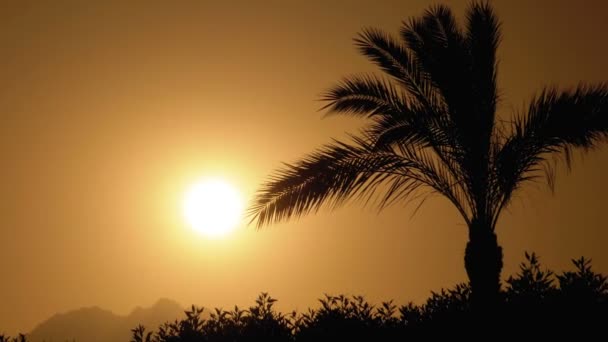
<box><xmin>248</xmin><ymin>2</ymin><xmax>608</xmax><ymax>310</ymax></box>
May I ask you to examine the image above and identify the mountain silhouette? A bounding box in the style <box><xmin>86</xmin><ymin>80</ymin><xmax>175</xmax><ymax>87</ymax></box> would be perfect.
<box><xmin>27</xmin><ymin>298</ymin><xmax>183</xmax><ymax>342</ymax></box>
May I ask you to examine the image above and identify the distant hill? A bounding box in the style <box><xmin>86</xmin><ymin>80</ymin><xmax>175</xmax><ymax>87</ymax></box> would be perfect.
<box><xmin>27</xmin><ymin>298</ymin><xmax>184</xmax><ymax>342</ymax></box>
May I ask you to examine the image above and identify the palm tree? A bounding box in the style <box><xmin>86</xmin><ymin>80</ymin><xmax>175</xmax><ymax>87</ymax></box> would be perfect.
<box><xmin>248</xmin><ymin>2</ymin><xmax>608</xmax><ymax>310</ymax></box>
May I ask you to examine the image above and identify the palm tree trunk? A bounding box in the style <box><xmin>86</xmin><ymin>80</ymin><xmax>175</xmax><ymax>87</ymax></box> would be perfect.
<box><xmin>464</xmin><ymin>219</ymin><xmax>503</xmax><ymax>312</ymax></box>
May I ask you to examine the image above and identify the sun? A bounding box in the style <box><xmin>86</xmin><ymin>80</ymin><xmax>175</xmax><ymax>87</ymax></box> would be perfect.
<box><xmin>183</xmin><ymin>178</ymin><xmax>244</xmax><ymax>237</ymax></box>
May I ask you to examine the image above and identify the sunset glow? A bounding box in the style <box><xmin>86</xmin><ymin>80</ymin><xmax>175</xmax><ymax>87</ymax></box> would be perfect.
<box><xmin>2</xmin><ymin>0</ymin><xmax>608</xmax><ymax>337</ymax></box>
<box><xmin>183</xmin><ymin>178</ymin><xmax>244</xmax><ymax>237</ymax></box>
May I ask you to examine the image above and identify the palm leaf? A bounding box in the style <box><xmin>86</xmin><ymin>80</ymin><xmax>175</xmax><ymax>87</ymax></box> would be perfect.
<box><xmin>400</xmin><ymin>4</ymin><xmax>471</xmax><ymax>123</ymax></box>
<box><xmin>493</xmin><ymin>83</ymin><xmax>608</xmax><ymax>224</ymax></box>
<box><xmin>354</xmin><ymin>28</ymin><xmax>441</xmax><ymax>112</ymax></box>
<box><xmin>249</xmin><ymin>136</ymin><xmax>470</xmax><ymax>227</ymax></box>
<box><xmin>466</xmin><ymin>1</ymin><xmax>501</xmax><ymax>138</ymax></box>
<box><xmin>321</xmin><ymin>74</ymin><xmax>410</xmax><ymax>118</ymax></box>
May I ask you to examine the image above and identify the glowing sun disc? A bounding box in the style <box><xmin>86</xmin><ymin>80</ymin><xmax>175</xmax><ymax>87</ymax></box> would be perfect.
<box><xmin>183</xmin><ymin>178</ymin><xmax>244</xmax><ymax>237</ymax></box>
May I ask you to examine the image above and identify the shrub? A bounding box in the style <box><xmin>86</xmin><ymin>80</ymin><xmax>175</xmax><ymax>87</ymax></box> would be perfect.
<box><xmin>131</xmin><ymin>254</ymin><xmax>608</xmax><ymax>341</ymax></box>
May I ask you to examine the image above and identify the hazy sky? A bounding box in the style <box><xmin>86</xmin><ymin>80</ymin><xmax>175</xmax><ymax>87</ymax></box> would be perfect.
<box><xmin>1</xmin><ymin>0</ymin><xmax>608</xmax><ymax>335</ymax></box>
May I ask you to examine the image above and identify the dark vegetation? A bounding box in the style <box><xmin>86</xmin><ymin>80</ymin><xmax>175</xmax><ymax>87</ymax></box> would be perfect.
<box><xmin>6</xmin><ymin>253</ymin><xmax>602</xmax><ymax>341</ymax></box>
<box><xmin>127</xmin><ymin>255</ymin><xmax>606</xmax><ymax>340</ymax></box>
<box><xmin>126</xmin><ymin>254</ymin><xmax>607</xmax><ymax>340</ymax></box>
<box><xmin>133</xmin><ymin>254</ymin><xmax>606</xmax><ymax>340</ymax></box>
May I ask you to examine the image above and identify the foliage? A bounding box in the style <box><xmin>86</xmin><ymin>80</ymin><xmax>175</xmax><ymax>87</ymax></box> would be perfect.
<box><xmin>0</xmin><ymin>334</ymin><xmax>26</xmax><ymax>342</ymax></box>
<box><xmin>130</xmin><ymin>293</ymin><xmax>292</xmax><ymax>342</ymax></box>
<box><xmin>123</xmin><ymin>254</ymin><xmax>604</xmax><ymax>341</ymax></box>
<box><xmin>3</xmin><ymin>254</ymin><xmax>607</xmax><ymax>340</ymax></box>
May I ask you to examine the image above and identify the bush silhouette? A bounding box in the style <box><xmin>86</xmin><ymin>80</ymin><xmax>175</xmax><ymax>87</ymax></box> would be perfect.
<box><xmin>124</xmin><ymin>254</ymin><xmax>607</xmax><ymax>341</ymax></box>
<box><xmin>0</xmin><ymin>334</ymin><xmax>26</xmax><ymax>342</ymax></box>
<box><xmin>131</xmin><ymin>293</ymin><xmax>292</xmax><ymax>342</ymax></box>
<box><xmin>4</xmin><ymin>253</ymin><xmax>606</xmax><ymax>341</ymax></box>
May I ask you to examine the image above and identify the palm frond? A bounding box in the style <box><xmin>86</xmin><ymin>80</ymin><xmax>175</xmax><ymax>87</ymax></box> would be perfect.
<box><xmin>349</xmin><ymin>22</ymin><xmax>471</xmax><ymax>198</ymax></box>
<box><xmin>399</xmin><ymin>3</ymin><xmax>507</xmax><ymax>222</ymax></box>
<box><xmin>367</xmin><ymin>108</ymin><xmax>453</xmax><ymax>149</ymax></box>
<box><xmin>466</xmin><ymin>1</ymin><xmax>501</xmax><ymax>144</ymax></box>
<box><xmin>363</xmin><ymin>106</ymin><xmax>473</xmax><ymax>211</ymax></box>
<box><xmin>523</xmin><ymin>84</ymin><xmax>608</xmax><ymax>149</ymax></box>
<box><xmin>492</xmin><ymin>83</ymin><xmax>608</xmax><ymax>224</ymax></box>
<box><xmin>400</xmin><ymin>4</ymin><xmax>502</xmax><ymax>161</ymax></box>
<box><xmin>248</xmin><ymin>139</ymin><xmax>402</xmax><ymax>227</ymax></box>
<box><xmin>248</xmin><ymin>137</ymin><xmax>470</xmax><ymax>228</ymax></box>
<box><xmin>400</xmin><ymin>4</ymin><xmax>470</xmax><ymax>115</ymax></box>
<box><xmin>322</xmin><ymin>74</ymin><xmax>461</xmax><ymax>166</ymax></box>
<box><xmin>321</xmin><ymin>74</ymin><xmax>410</xmax><ymax>118</ymax></box>
<box><xmin>386</xmin><ymin>143</ymin><xmax>472</xmax><ymax>222</ymax></box>
<box><xmin>370</xmin><ymin>115</ymin><xmax>430</xmax><ymax>149</ymax></box>
<box><xmin>400</xmin><ymin>5</ymin><xmax>485</xmax><ymax>200</ymax></box>
<box><xmin>353</xmin><ymin>28</ymin><xmax>441</xmax><ymax>110</ymax></box>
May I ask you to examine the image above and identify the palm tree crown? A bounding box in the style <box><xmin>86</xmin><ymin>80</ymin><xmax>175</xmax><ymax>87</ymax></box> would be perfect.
<box><xmin>247</xmin><ymin>1</ymin><xmax>608</xmax><ymax>309</ymax></box>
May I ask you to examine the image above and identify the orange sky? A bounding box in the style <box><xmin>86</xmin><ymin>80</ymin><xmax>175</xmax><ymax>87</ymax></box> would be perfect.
<box><xmin>1</xmin><ymin>0</ymin><xmax>608</xmax><ymax>335</ymax></box>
